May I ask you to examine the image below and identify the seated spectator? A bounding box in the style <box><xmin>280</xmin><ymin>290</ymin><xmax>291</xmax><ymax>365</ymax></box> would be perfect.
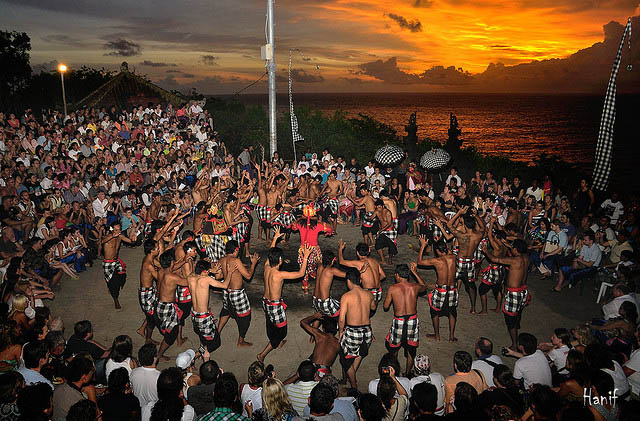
<box><xmin>408</xmin><ymin>354</ymin><xmax>444</xmax><ymax>416</ymax></box>
<box><xmin>249</xmin><ymin>377</ymin><xmax>297</xmax><ymax>421</ymax></box>
<box><xmin>443</xmin><ymin>351</ymin><xmax>488</xmax><ymax>413</ymax></box>
<box><xmin>554</xmin><ymin>352</ymin><xmax>590</xmax><ymax>404</ymax></box>
<box><xmin>176</xmin><ymin>349</ymin><xmax>200</xmax><ymax>401</ymax></box>
<box><xmin>0</xmin><ymin>371</ymin><xmax>23</xmax><ymax>419</ymax></box>
<box><xmin>376</xmin><ymin>367</ymin><xmax>408</xmax><ymax>421</ymax></box>
<box><xmin>44</xmin><ymin>330</ymin><xmax>67</xmax><ymax>380</ymax></box>
<box><xmin>16</xmin><ymin>341</ymin><xmax>53</xmax><ymax>389</ymax></box>
<box><xmin>446</xmin><ymin>382</ymin><xmax>487</xmax><ymax>421</ymax></box>
<box><xmin>188</xmin><ymin>360</ymin><xmax>221</xmax><ymax>417</ymax></box>
<box><xmin>476</xmin><ymin>365</ymin><xmax>525</xmax><ymax>417</ymax></box>
<box><xmin>586</xmin><ymin>370</ymin><xmax>620</xmax><ymax>421</ymax></box>
<box><xmin>16</xmin><ymin>383</ymin><xmax>53</xmax><ymax>421</ymax></box>
<box><xmin>53</xmin><ymin>356</ymin><xmax>94</xmax><ymax>420</ymax></box>
<box><xmin>240</xmin><ymin>361</ymin><xmax>267</xmax><ymax>416</ymax></box>
<box><xmin>67</xmin><ymin>399</ymin><xmax>100</xmax><ymax>421</ymax></box>
<box><xmin>607</xmin><ymin>230</ymin><xmax>633</xmax><ymax>265</ymax></box>
<box><xmin>538</xmin><ymin>328</ymin><xmax>572</xmax><ymax>382</ymax></box>
<box><xmin>504</xmin><ymin>332</ymin><xmax>552</xmax><ymax>389</ymax></box>
<box><xmin>130</xmin><ymin>343</ymin><xmax>161</xmax><ymax>410</ymax></box>
<box><xmin>356</xmin><ymin>394</ymin><xmax>384</xmax><ymax>421</ymax></box>
<box><xmin>471</xmin><ymin>337</ymin><xmax>504</xmax><ymax>388</ymax></box>
<box><xmin>98</xmin><ymin>367</ymin><xmax>141</xmax><ymax>421</ymax></box>
<box><xmin>408</xmin><ymin>382</ymin><xmax>439</xmax><ymax>421</ymax></box>
<box><xmin>293</xmin><ymin>383</ymin><xmax>343</xmax><ymax>421</ymax></box>
<box><xmin>302</xmin><ymin>375</ymin><xmax>357</xmax><ymax>421</ymax></box>
<box><xmin>65</xmin><ymin>320</ymin><xmax>109</xmax><ymax>381</ymax></box>
<box><xmin>521</xmin><ymin>384</ymin><xmax>561</xmax><ymax>421</ymax></box>
<box><xmin>142</xmin><ymin>367</ymin><xmax>195</xmax><ymax>421</ymax></box>
<box><xmin>585</xmin><ymin>343</ymin><xmax>630</xmax><ymax>401</ymax></box>
<box><xmin>105</xmin><ymin>334</ymin><xmax>138</xmax><ymax>380</ymax></box>
<box><xmin>197</xmin><ymin>372</ymin><xmax>247</xmax><ymax>421</ymax></box>
<box><xmin>368</xmin><ymin>353</ymin><xmax>412</xmax><ymax>398</ymax></box>
<box><xmin>554</xmin><ymin>231</ymin><xmax>601</xmax><ymax>291</ymax></box>
<box><xmin>285</xmin><ymin>360</ymin><xmax>318</xmax><ymax>415</ymax></box>
<box><xmin>591</xmin><ymin>301</ymin><xmax>638</xmax><ymax>357</ymax></box>
<box><xmin>602</xmin><ymin>283</ymin><xmax>640</xmax><ymax>321</ymax></box>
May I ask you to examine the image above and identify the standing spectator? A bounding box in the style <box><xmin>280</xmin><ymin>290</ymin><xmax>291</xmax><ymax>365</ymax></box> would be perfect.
<box><xmin>130</xmin><ymin>343</ymin><xmax>161</xmax><ymax>409</ymax></box>
<box><xmin>195</xmin><ymin>372</ymin><xmax>247</xmax><ymax>421</ymax></box>
<box><xmin>471</xmin><ymin>337</ymin><xmax>504</xmax><ymax>388</ymax></box>
<box><xmin>505</xmin><ymin>333</ymin><xmax>553</xmax><ymax>389</ymax></box>
<box><xmin>98</xmin><ymin>367</ymin><xmax>141</xmax><ymax>421</ymax></box>
<box><xmin>443</xmin><ymin>351</ymin><xmax>488</xmax><ymax>413</ymax></box>
<box><xmin>285</xmin><ymin>360</ymin><xmax>318</xmax><ymax>415</ymax></box>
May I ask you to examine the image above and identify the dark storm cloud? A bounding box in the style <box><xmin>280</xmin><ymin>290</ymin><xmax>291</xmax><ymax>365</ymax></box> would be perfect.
<box><xmin>291</xmin><ymin>69</ymin><xmax>325</xmax><ymax>83</ymax></box>
<box><xmin>413</xmin><ymin>0</ymin><xmax>433</xmax><ymax>7</ymax></box>
<box><xmin>201</xmin><ymin>55</ymin><xmax>219</xmax><ymax>65</ymax></box>
<box><xmin>31</xmin><ymin>59</ymin><xmax>59</xmax><ymax>73</ymax></box>
<box><xmin>104</xmin><ymin>38</ymin><xmax>141</xmax><ymax>57</ymax></box>
<box><xmin>385</xmin><ymin>13</ymin><xmax>423</xmax><ymax>32</ymax></box>
<box><xmin>358</xmin><ymin>57</ymin><xmax>472</xmax><ymax>85</ymax></box>
<box><xmin>41</xmin><ymin>34</ymin><xmax>90</xmax><ymax>48</ymax></box>
<box><xmin>140</xmin><ymin>60</ymin><xmax>177</xmax><ymax>67</ymax></box>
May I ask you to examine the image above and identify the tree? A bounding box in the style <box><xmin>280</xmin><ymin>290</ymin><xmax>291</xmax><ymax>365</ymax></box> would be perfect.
<box><xmin>0</xmin><ymin>31</ymin><xmax>31</xmax><ymax>109</ymax></box>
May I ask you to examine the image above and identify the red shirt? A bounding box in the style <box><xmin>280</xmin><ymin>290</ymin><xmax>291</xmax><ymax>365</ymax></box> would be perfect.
<box><xmin>293</xmin><ymin>221</ymin><xmax>333</xmax><ymax>246</ymax></box>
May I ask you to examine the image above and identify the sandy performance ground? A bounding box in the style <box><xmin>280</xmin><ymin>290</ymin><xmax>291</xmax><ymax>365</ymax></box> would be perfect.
<box><xmin>50</xmin><ymin>223</ymin><xmax>601</xmax><ymax>389</ymax></box>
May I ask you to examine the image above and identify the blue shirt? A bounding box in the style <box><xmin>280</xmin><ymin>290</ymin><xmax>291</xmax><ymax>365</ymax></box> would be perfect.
<box><xmin>580</xmin><ymin>243</ymin><xmax>602</xmax><ymax>267</ymax></box>
<box><xmin>546</xmin><ymin>230</ymin><xmax>568</xmax><ymax>249</ymax></box>
<box><xmin>17</xmin><ymin>367</ymin><xmax>53</xmax><ymax>390</ymax></box>
<box><xmin>303</xmin><ymin>398</ymin><xmax>357</xmax><ymax>421</ymax></box>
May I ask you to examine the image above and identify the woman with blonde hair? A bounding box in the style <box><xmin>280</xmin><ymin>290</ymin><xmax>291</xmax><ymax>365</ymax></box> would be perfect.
<box><xmin>248</xmin><ymin>377</ymin><xmax>297</xmax><ymax>421</ymax></box>
<box><xmin>8</xmin><ymin>294</ymin><xmax>32</xmax><ymax>335</ymax></box>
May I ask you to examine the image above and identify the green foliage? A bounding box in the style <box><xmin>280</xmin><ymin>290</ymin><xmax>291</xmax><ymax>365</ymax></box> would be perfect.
<box><xmin>0</xmin><ymin>31</ymin><xmax>31</xmax><ymax>108</ymax></box>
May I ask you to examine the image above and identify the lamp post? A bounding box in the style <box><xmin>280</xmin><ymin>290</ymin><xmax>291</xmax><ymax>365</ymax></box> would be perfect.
<box><xmin>58</xmin><ymin>64</ymin><xmax>68</xmax><ymax>117</ymax></box>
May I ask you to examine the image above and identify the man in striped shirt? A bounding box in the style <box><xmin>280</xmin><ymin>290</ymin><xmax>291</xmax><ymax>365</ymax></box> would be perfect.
<box><xmin>285</xmin><ymin>360</ymin><xmax>318</xmax><ymax>415</ymax></box>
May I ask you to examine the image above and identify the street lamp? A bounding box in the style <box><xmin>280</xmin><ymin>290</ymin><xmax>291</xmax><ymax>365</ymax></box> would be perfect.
<box><xmin>58</xmin><ymin>64</ymin><xmax>68</xmax><ymax>117</ymax></box>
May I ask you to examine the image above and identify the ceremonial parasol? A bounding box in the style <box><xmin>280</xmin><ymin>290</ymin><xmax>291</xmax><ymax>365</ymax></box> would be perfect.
<box><xmin>374</xmin><ymin>145</ymin><xmax>405</xmax><ymax>165</ymax></box>
<box><xmin>420</xmin><ymin>148</ymin><xmax>451</xmax><ymax>170</ymax></box>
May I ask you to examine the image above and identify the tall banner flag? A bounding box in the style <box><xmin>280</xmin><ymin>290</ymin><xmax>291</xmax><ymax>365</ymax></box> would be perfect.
<box><xmin>592</xmin><ymin>17</ymin><xmax>632</xmax><ymax>191</ymax></box>
<box><xmin>288</xmin><ymin>51</ymin><xmax>304</xmax><ymax>146</ymax></box>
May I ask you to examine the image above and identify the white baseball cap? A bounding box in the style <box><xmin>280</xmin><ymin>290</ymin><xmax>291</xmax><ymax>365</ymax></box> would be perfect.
<box><xmin>176</xmin><ymin>349</ymin><xmax>196</xmax><ymax>369</ymax></box>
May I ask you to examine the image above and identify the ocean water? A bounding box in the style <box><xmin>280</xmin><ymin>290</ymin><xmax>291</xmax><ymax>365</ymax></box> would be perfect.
<box><xmin>229</xmin><ymin>92</ymin><xmax>640</xmax><ymax>184</ymax></box>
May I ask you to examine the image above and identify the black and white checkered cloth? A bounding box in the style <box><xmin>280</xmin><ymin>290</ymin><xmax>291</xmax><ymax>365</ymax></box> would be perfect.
<box><xmin>481</xmin><ymin>265</ymin><xmax>505</xmax><ymax>286</ymax></box>
<box><xmin>289</xmin><ymin>53</ymin><xmax>305</xmax><ymax>144</ymax></box>
<box><xmin>428</xmin><ymin>285</ymin><xmax>458</xmax><ymax>311</ymax></box>
<box><xmin>103</xmin><ymin>259</ymin><xmax>125</xmax><ymax>282</ymax></box>
<box><xmin>592</xmin><ymin>17</ymin><xmax>632</xmax><ymax>191</ymax></box>
<box><xmin>324</xmin><ymin>198</ymin><xmax>340</xmax><ymax>216</ymax></box>
<box><xmin>420</xmin><ymin>148</ymin><xmax>451</xmax><ymax>170</ymax></box>
<box><xmin>379</xmin><ymin>227</ymin><xmax>398</xmax><ymax>244</ymax></box>
<box><xmin>362</xmin><ymin>211</ymin><xmax>376</xmax><ymax>228</ymax></box>
<box><xmin>455</xmin><ymin>257</ymin><xmax>475</xmax><ymax>281</ymax></box>
<box><xmin>341</xmin><ymin>325</ymin><xmax>373</xmax><ymax>359</ymax></box>
<box><xmin>176</xmin><ymin>285</ymin><xmax>191</xmax><ymax>303</ymax></box>
<box><xmin>262</xmin><ymin>297</ymin><xmax>288</xmax><ymax>327</ymax></box>
<box><xmin>222</xmin><ymin>289</ymin><xmax>252</xmax><ymax>317</ymax></box>
<box><xmin>474</xmin><ymin>238</ymin><xmax>488</xmax><ymax>264</ymax></box>
<box><xmin>139</xmin><ymin>287</ymin><xmax>158</xmax><ymax>316</ymax></box>
<box><xmin>503</xmin><ymin>286</ymin><xmax>530</xmax><ymax>316</ymax></box>
<box><xmin>386</xmin><ymin>314</ymin><xmax>419</xmax><ymax>348</ymax></box>
<box><xmin>191</xmin><ymin>310</ymin><xmax>218</xmax><ymax>341</ymax></box>
<box><xmin>374</xmin><ymin>145</ymin><xmax>405</xmax><ymax>165</ymax></box>
<box><xmin>272</xmin><ymin>212</ymin><xmax>295</xmax><ymax>229</ymax></box>
<box><xmin>367</xmin><ymin>287</ymin><xmax>383</xmax><ymax>303</ymax></box>
<box><xmin>156</xmin><ymin>301</ymin><xmax>182</xmax><ymax>334</ymax></box>
<box><xmin>312</xmin><ymin>295</ymin><xmax>341</xmax><ymax>318</ymax></box>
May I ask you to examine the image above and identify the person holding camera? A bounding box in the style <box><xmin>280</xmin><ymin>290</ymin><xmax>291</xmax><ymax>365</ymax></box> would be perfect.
<box><xmin>376</xmin><ymin>366</ymin><xmax>408</xmax><ymax>421</ymax></box>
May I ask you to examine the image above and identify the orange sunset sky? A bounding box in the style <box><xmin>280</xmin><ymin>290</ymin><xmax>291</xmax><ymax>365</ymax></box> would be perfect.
<box><xmin>1</xmin><ymin>0</ymin><xmax>638</xmax><ymax>93</ymax></box>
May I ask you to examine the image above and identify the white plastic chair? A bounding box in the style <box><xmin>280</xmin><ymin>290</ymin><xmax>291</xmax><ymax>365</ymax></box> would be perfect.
<box><xmin>597</xmin><ymin>281</ymin><xmax>615</xmax><ymax>303</ymax></box>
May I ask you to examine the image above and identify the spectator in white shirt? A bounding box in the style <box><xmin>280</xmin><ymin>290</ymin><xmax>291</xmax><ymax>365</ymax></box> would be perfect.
<box><xmin>321</xmin><ymin>148</ymin><xmax>333</xmax><ymax>163</ymax></box>
<box><xmin>539</xmin><ymin>328</ymin><xmax>571</xmax><ymax>376</ymax></box>
<box><xmin>600</xmin><ymin>192</ymin><xmax>624</xmax><ymax>225</ymax></box>
<box><xmin>409</xmin><ymin>354</ymin><xmax>445</xmax><ymax>415</ymax></box>
<box><xmin>585</xmin><ymin>342</ymin><xmax>630</xmax><ymax>400</ymax></box>
<box><xmin>92</xmin><ymin>191</ymin><xmax>111</xmax><ymax>219</ymax></box>
<box><xmin>526</xmin><ymin>179</ymin><xmax>543</xmax><ymax>202</ymax></box>
<box><xmin>364</xmin><ymin>161</ymin><xmax>376</xmax><ymax>178</ymax></box>
<box><xmin>368</xmin><ymin>354</ymin><xmax>412</xmax><ymax>398</ymax></box>
<box><xmin>368</xmin><ymin>167</ymin><xmax>386</xmax><ymax>187</ymax></box>
<box><xmin>505</xmin><ymin>333</ymin><xmax>552</xmax><ymax>389</ymax></box>
<box><xmin>445</xmin><ymin>167</ymin><xmax>462</xmax><ymax>187</ymax></box>
<box><xmin>471</xmin><ymin>337</ymin><xmax>504</xmax><ymax>388</ymax></box>
<box><xmin>602</xmin><ymin>283</ymin><xmax>640</xmax><ymax>320</ymax></box>
<box><xmin>130</xmin><ymin>343</ymin><xmax>160</xmax><ymax>409</ymax></box>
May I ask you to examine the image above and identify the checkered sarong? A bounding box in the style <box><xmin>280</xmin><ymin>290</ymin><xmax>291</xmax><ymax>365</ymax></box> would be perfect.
<box><xmin>232</xmin><ymin>222</ymin><xmax>248</xmax><ymax>244</ymax></box>
<box><xmin>272</xmin><ymin>212</ymin><xmax>295</xmax><ymax>229</ymax></box>
<box><xmin>156</xmin><ymin>301</ymin><xmax>183</xmax><ymax>334</ymax></box>
<box><xmin>455</xmin><ymin>257</ymin><xmax>475</xmax><ymax>281</ymax></box>
<box><xmin>503</xmin><ymin>286</ymin><xmax>530</xmax><ymax>316</ymax></box>
<box><xmin>203</xmin><ymin>234</ymin><xmax>226</xmax><ymax>261</ymax></box>
<box><xmin>324</xmin><ymin>198</ymin><xmax>339</xmax><ymax>216</ymax></box>
<box><xmin>379</xmin><ymin>227</ymin><xmax>398</xmax><ymax>244</ymax></box>
<box><xmin>256</xmin><ymin>204</ymin><xmax>268</xmax><ymax>221</ymax></box>
<box><xmin>191</xmin><ymin>310</ymin><xmax>218</xmax><ymax>341</ymax></box>
<box><xmin>474</xmin><ymin>238</ymin><xmax>488</xmax><ymax>264</ymax></box>
<box><xmin>139</xmin><ymin>287</ymin><xmax>157</xmax><ymax>316</ymax></box>
<box><xmin>362</xmin><ymin>211</ymin><xmax>376</xmax><ymax>228</ymax></box>
<box><xmin>386</xmin><ymin>314</ymin><xmax>419</xmax><ymax>348</ymax></box>
<box><xmin>428</xmin><ymin>285</ymin><xmax>458</xmax><ymax>311</ymax></box>
<box><xmin>222</xmin><ymin>289</ymin><xmax>251</xmax><ymax>317</ymax></box>
<box><xmin>312</xmin><ymin>295</ymin><xmax>340</xmax><ymax>318</ymax></box>
<box><xmin>341</xmin><ymin>325</ymin><xmax>373</xmax><ymax>359</ymax></box>
<box><xmin>367</xmin><ymin>287</ymin><xmax>383</xmax><ymax>303</ymax></box>
<box><xmin>262</xmin><ymin>297</ymin><xmax>287</xmax><ymax>327</ymax></box>
<box><xmin>592</xmin><ymin>17</ymin><xmax>632</xmax><ymax>191</ymax></box>
<box><xmin>176</xmin><ymin>285</ymin><xmax>191</xmax><ymax>303</ymax></box>
<box><xmin>481</xmin><ymin>265</ymin><xmax>505</xmax><ymax>286</ymax></box>
<box><xmin>103</xmin><ymin>258</ymin><xmax>126</xmax><ymax>282</ymax></box>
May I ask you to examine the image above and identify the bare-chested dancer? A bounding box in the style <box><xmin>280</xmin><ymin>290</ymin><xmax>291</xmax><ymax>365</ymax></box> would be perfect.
<box><xmin>478</xmin><ymin>216</ymin><xmax>507</xmax><ymax>315</ymax></box>
<box><xmin>156</xmin><ymin>249</ymin><xmax>190</xmax><ymax>361</ymax></box>
<box><xmin>339</xmin><ymin>268</ymin><xmax>376</xmax><ymax>389</ymax></box>
<box><xmin>173</xmin><ymin>240</ymin><xmax>199</xmax><ymax>347</ymax></box>
<box><xmin>348</xmin><ymin>186</ymin><xmax>377</xmax><ymax>246</ymax></box>
<box><xmin>312</xmin><ymin>250</ymin><xmax>346</xmax><ymax>322</ymax></box>
<box><xmin>338</xmin><ymin>240</ymin><xmax>386</xmax><ymax>309</ymax></box>
<box><xmin>299</xmin><ymin>312</ymin><xmax>341</xmax><ymax>378</ymax></box>
<box><xmin>417</xmin><ymin>236</ymin><xmax>458</xmax><ymax>342</ymax></box>
<box><xmin>136</xmin><ymin>239</ymin><xmax>162</xmax><ymax>344</ymax></box>
<box><xmin>255</xmin><ymin>163</ymin><xmax>270</xmax><ymax>241</ymax></box>
<box><xmin>101</xmin><ymin>222</ymin><xmax>136</xmax><ymax>309</ymax></box>
<box><xmin>447</xmin><ymin>206</ymin><xmax>485</xmax><ymax>314</ymax></box>
<box><xmin>188</xmin><ymin>260</ymin><xmax>229</xmax><ymax>360</ymax></box>
<box><xmin>383</xmin><ymin>262</ymin><xmax>427</xmax><ymax>375</ymax></box>
<box><xmin>319</xmin><ymin>170</ymin><xmax>343</xmax><ymax>231</ymax></box>
<box><xmin>373</xmin><ymin>199</ymin><xmax>397</xmax><ymax>265</ymax></box>
<box><xmin>218</xmin><ymin>240</ymin><xmax>260</xmax><ymax>348</ymax></box>
<box><xmin>483</xmin><ymin>239</ymin><xmax>530</xmax><ymax>351</ymax></box>
<box><xmin>258</xmin><ymin>245</ymin><xmax>312</xmax><ymax>362</ymax></box>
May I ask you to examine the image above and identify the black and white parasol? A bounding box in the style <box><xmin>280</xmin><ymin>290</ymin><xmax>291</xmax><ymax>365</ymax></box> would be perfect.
<box><xmin>374</xmin><ymin>145</ymin><xmax>405</xmax><ymax>165</ymax></box>
<box><xmin>420</xmin><ymin>148</ymin><xmax>451</xmax><ymax>170</ymax></box>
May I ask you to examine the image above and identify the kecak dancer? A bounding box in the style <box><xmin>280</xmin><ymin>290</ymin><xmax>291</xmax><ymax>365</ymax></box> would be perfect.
<box><xmin>136</xmin><ymin>239</ymin><xmax>162</xmax><ymax>344</ymax></box>
<box><xmin>383</xmin><ymin>263</ymin><xmax>427</xmax><ymax>376</ymax></box>
<box><xmin>374</xmin><ymin>199</ymin><xmax>397</xmax><ymax>266</ymax></box>
<box><xmin>478</xmin><ymin>217</ymin><xmax>507</xmax><ymax>315</ymax></box>
<box><xmin>339</xmin><ymin>268</ymin><xmax>376</xmax><ymax>389</ymax></box>
<box><xmin>174</xmin><ymin>240</ymin><xmax>199</xmax><ymax>347</ymax></box>
<box><xmin>291</xmin><ymin>204</ymin><xmax>334</xmax><ymax>293</ymax></box>
<box><xmin>348</xmin><ymin>186</ymin><xmax>377</xmax><ymax>247</ymax></box>
<box><xmin>313</xmin><ymin>250</ymin><xmax>346</xmax><ymax>323</ymax></box>
<box><xmin>483</xmin><ymin>239</ymin><xmax>530</xmax><ymax>351</ymax></box>
<box><xmin>416</xmin><ymin>236</ymin><xmax>458</xmax><ymax>342</ymax></box>
<box><xmin>447</xmin><ymin>206</ymin><xmax>485</xmax><ymax>314</ymax></box>
<box><xmin>218</xmin><ymin>240</ymin><xmax>260</xmax><ymax>348</ymax></box>
<box><xmin>188</xmin><ymin>260</ymin><xmax>229</xmax><ymax>360</ymax></box>
<box><xmin>258</xmin><ymin>245</ymin><xmax>312</xmax><ymax>362</ymax></box>
<box><xmin>338</xmin><ymin>241</ymin><xmax>386</xmax><ymax>310</ymax></box>
<box><xmin>299</xmin><ymin>313</ymin><xmax>341</xmax><ymax>378</ymax></box>
<box><xmin>101</xmin><ymin>222</ymin><xmax>137</xmax><ymax>309</ymax></box>
<box><xmin>319</xmin><ymin>170</ymin><xmax>344</xmax><ymax>231</ymax></box>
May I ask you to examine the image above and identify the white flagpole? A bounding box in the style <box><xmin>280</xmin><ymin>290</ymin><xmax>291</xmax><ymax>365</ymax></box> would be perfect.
<box><xmin>267</xmin><ymin>0</ymin><xmax>277</xmax><ymax>158</ymax></box>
